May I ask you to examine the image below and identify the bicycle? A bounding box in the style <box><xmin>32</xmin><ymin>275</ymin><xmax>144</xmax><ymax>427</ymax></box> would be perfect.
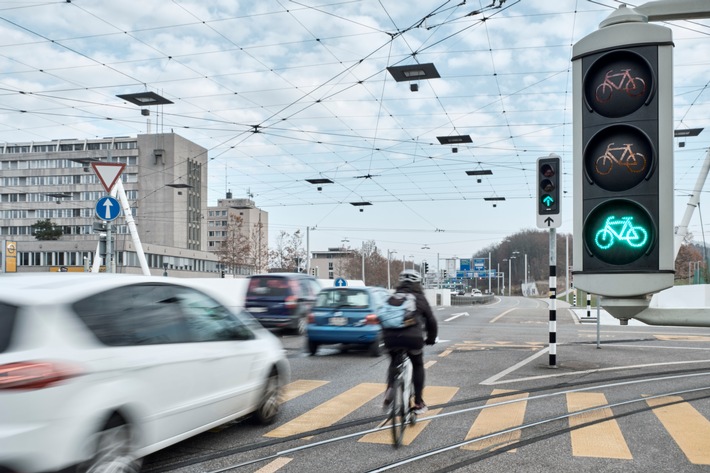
<box><xmin>388</xmin><ymin>348</ymin><xmax>417</xmax><ymax>447</ymax></box>
<box><xmin>595</xmin><ymin>68</ymin><xmax>646</xmax><ymax>103</ymax></box>
<box><xmin>594</xmin><ymin>215</ymin><xmax>648</xmax><ymax>250</ymax></box>
<box><xmin>595</xmin><ymin>142</ymin><xmax>646</xmax><ymax>176</ymax></box>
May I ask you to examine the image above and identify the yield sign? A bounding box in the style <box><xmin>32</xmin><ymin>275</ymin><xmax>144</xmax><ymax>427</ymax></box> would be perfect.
<box><xmin>91</xmin><ymin>162</ymin><xmax>126</xmax><ymax>193</ymax></box>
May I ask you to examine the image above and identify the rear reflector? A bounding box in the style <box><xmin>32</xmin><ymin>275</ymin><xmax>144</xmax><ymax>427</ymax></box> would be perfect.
<box><xmin>0</xmin><ymin>361</ymin><xmax>80</xmax><ymax>390</ymax></box>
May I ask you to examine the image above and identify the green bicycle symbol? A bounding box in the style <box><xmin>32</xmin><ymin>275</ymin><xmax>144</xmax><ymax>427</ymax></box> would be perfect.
<box><xmin>594</xmin><ymin>215</ymin><xmax>648</xmax><ymax>250</ymax></box>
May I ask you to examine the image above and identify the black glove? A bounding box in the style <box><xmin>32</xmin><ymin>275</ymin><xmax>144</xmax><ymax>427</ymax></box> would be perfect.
<box><xmin>425</xmin><ymin>337</ymin><xmax>436</xmax><ymax>346</ymax></box>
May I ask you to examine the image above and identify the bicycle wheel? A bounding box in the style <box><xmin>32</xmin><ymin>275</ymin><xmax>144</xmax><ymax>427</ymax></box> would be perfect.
<box><xmin>390</xmin><ymin>376</ymin><xmax>406</xmax><ymax>448</ymax></box>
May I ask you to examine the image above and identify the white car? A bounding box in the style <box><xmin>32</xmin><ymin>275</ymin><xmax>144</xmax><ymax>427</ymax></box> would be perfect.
<box><xmin>0</xmin><ymin>274</ymin><xmax>290</xmax><ymax>473</ymax></box>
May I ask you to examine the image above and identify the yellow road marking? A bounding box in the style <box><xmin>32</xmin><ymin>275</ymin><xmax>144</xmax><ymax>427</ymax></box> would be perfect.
<box><xmin>655</xmin><ymin>334</ymin><xmax>710</xmax><ymax>342</ymax></box>
<box><xmin>567</xmin><ymin>392</ymin><xmax>632</xmax><ymax>459</ymax></box>
<box><xmin>462</xmin><ymin>389</ymin><xmax>528</xmax><ymax>452</ymax></box>
<box><xmin>359</xmin><ymin>386</ymin><xmax>458</xmax><ymax>445</ymax></box>
<box><xmin>282</xmin><ymin>379</ymin><xmax>329</xmax><ymax>402</ymax></box>
<box><xmin>265</xmin><ymin>383</ymin><xmax>385</xmax><ymax>438</ymax></box>
<box><xmin>647</xmin><ymin>396</ymin><xmax>710</xmax><ymax>465</ymax></box>
<box><xmin>424</xmin><ymin>360</ymin><xmax>437</xmax><ymax>369</ymax></box>
<box><xmin>254</xmin><ymin>457</ymin><xmax>292</xmax><ymax>472</ymax></box>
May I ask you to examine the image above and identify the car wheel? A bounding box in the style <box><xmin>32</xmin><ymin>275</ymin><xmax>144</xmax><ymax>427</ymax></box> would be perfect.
<box><xmin>253</xmin><ymin>368</ymin><xmax>282</xmax><ymax>425</ymax></box>
<box><xmin>368</xmin><ymin>334</ymin><xmax>383</xmax><ymax>357</ymax></box>
<box><xmin>78</xmin><ymin>415</ymin><xmax>141</xmax><ymax>473</ymax></box>
<box><xmin>296</xmin><ymin>317</ymin><xmax>308</xmax><ymax>335</ymax></box>
<box><xmin>307</xmin><ymin>339</ymin><xmax>319</xmax><ymax>356</ymax></box>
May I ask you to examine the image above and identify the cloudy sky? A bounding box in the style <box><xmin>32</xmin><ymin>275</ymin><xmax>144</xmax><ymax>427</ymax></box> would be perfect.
<box><xmin>1</xmin><ymin>0</ymin><xmax>709</xmax><ymax>266</ymax></box>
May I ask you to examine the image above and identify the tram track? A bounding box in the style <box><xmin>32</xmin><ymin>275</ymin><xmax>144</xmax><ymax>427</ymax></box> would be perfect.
<box><xmin>142</xmin><ymin>367</ymin><xmax>710</xmax><ymax>473</ymax></box>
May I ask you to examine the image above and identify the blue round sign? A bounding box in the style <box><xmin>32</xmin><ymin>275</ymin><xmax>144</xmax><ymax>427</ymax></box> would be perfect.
<box><xmin>334</xmin><ymin>277</ymin><xmax>347</xmax><ymax>287</ymax></box>
<box><xmin>95</xmin><ymin>196</ymin><xmax>121</xmax><ymax>221</ymax></box>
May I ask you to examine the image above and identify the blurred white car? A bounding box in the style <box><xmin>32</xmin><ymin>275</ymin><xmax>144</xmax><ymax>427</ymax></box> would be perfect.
<box><xmin>0</xmin><ymin>274</ymin><xmax>289</xmax><ymax>473</ymax></box>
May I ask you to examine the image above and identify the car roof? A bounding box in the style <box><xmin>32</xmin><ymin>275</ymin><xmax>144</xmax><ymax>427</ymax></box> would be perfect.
<box><xmin>0</xmin><ymin>274</ymin><xmax>219</xmax><ymax>306</ymax></box>
<box><xmin>248</xmin><ymin>273</ymin><xmax>314</xmax><ymax>279</ymax></box>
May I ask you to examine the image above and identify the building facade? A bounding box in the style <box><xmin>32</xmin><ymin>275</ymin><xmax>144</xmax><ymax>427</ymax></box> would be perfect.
<box><xmin>206</xmin><ymin>193</ymin><xmax>269</xmax><ymax>275</ymax></box>
<box><xmin>310</xmin><ymin>247</ymin><xmax>356</xmax><ymax>280</ymax></box>
<box><xmin>0</xmin><ymin>133</ymin><xmax>222</xmax><ymax>276</ymax></box>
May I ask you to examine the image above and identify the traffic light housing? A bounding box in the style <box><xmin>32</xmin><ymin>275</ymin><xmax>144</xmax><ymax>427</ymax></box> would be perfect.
<box><xmin>423</xmin><ymin>262</ymin><xmax>429</xmax><ymax>274</ymax></box>
<box><xmin>536</xmin><ymin>154</ymin><xmax>561</xmax><ymax>228</ymax></box>
<box><xmin>572</xmin><ymin>21</ymin><xmax>674</xmax><ymax>298</ymax></box>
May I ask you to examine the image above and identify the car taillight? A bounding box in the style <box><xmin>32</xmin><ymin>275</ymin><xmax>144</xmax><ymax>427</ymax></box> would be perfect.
<box><xmin>307</xmin><ymin>312</ymin><xmax>315</xmax><ymax>324</ymax></box>
<box><xmin>365</xmin><ymin>314</ymin><xmax>379</xmax><ymax>325</ymax></box>
<box><xmin>284</xmin><ymin>295</ymin><xmax>298</xmax><ymax>310</ymax></box>
<box><xmin>0</xmin><ymin>361</ymin><xmax>81</xmax><ymax>390</ymax></box>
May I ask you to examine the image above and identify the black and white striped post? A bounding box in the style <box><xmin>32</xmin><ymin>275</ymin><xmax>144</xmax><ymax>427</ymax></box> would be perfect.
<box><xmin>549</xmin><ymin>227</ymin><xmax>557</xmax><ymax>367</ymax></box>
<box><xmin>586</xmin><ymin>293</ymin><xmax>592</xmax><ymax>318</ymax></box>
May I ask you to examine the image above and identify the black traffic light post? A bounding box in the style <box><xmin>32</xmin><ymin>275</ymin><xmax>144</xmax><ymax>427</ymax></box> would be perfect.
<box><xmin>572</xmin><ymin>20</ymin><xmax>674</xmax><ymax>299</ymax></box>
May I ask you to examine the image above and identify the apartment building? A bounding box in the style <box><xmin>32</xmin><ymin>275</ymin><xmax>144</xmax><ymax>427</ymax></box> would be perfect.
<box><xmin>0</xmin><ymin>133</ymin><xmax>221</xmax><ymax>276</ymax></box>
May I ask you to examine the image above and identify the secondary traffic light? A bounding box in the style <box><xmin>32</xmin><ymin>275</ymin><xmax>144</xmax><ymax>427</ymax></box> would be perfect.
<box><xmin>536</xmin><ymin>154</ymin><xmax>561</xmax><ymax>228</ymax></box>
<box><xmin>423</xmin><ymin>262</ymin><xmax>429</xmax><ymax>274</ymax></box>
<box><xmin>572</xmin><ymin>21</ymin><xmax>674</xmax><ymax>298</ymax></box>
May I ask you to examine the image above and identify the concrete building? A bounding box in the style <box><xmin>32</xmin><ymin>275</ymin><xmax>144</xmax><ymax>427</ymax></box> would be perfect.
<box><xmin>0</xmin><ymin>133</ymin><xmax>222</xmax><ymax>276</ymax></box>
<box><xmin>206</xmin><ymin>193</ymin><xmax>269</xmax><ymax>276</ymax></box>
<box><xmin>310</xmin><ymin>247</ymin><xmax>356</xmax><ymax>280</ymax></box>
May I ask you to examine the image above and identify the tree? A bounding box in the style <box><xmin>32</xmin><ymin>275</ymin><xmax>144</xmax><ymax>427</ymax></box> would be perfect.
<box><xmin>32</xmin><ymin>219</ymin><xmax>63</xmax><ymax>240</ymax></box>
<box><xmin>216</xmin><ymin>215</ymin><xmax>250</xmax><ymax>275</ymax></box>
<box><xmin>268</xmin><ymin>229</ymin><xmax>305</xmax><ymax>272</ymax></box>
<box><xmin>675</xmin><ymin>243</ymin><xmax>704</xmax><ymax>283</ymax></box>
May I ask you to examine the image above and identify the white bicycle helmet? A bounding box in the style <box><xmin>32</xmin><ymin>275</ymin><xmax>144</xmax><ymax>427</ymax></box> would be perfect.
<box><xmin>399</xmin><ymin>269</ymin><xmax>422</xmax><ymax>283</ymax></box>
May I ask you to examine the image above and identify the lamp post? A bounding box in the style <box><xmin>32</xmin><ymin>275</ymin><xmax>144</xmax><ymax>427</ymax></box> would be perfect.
<box><xmin>387</xmin><ymin>250</ymin><xmax>397</xmax><ymax>290</ymax></box>
<box><xmin>508</xmin><ymin>256</ymin><xmax>517</xmax><ymax>296</ymax></box>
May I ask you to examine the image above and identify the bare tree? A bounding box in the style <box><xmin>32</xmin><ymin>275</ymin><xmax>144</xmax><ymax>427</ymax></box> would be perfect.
<box><xmin>268</xmin><ymin>229</ymin><xmax>305</xmax><ymax>272</ymax></box>
<box><xmin>216</xmin><ymin>215</ymin><xmax>249</xmax><ymax>274</ymax></box>
<box><xmin>247</xmin><ymin>218</ymin><xmax>269</xmax><ymax>273</ymax></box>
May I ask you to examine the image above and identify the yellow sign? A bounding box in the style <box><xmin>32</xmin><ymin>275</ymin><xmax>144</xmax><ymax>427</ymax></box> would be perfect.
<box><xmin>5</xmin><ymin>240</ymin><xmax>17</xmax><ymax>273</ymax></box>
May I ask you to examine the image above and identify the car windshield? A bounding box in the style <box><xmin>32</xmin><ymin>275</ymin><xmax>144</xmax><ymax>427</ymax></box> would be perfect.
<box><xmin>247</xmin><ymin>277</ymin><xmax>291</xmax><ymax>297</ymax></box>
<box><xmin>315</xmin><ymin>290</ymin><xmax>369</xmax><ymax>309</ymax></box>
<box><xmin>0</xmin><ymin>302</ymin><xmax>18</xmax><ymax>353</ymax></box>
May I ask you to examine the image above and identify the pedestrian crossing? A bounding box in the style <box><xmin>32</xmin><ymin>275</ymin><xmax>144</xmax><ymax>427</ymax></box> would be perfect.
<box><xmin>267</xmin><ymin>380</ymin><xmax>710</xmax><ymax>465</ymax></box>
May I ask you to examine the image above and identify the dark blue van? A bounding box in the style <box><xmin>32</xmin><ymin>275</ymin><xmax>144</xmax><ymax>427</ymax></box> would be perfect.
<box><xmin>245</xmin><ymin>273</ymin><xmax>321</xmax><ymax>334</ymax></box>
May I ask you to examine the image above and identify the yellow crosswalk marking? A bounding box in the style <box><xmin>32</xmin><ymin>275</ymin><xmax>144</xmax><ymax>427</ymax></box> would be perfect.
<box><xmin>265</xmin><ymin>383</ymin><xmax>385</xmax><ymax>438</ymax></box>
<box><xmin>254</xmin><ymin>457</ymin><xmax>292</xmax><ymax>472</ymax></box>
<box><xmin>282</xmin><ymin>379</ymin><xmax>329</xmax><ymax>402</ymax></box>
<box><xmin>567</xmin><ymin>392</ymin><xmax>632</xmax><ymax>459</ymax></box>
<box><xmin>647</xmin><ymin>396</ymin><xmax>710</xmax><ymax>465</ymax></box>
<box><xmin>654</xmin><ymin>334</ymin><xmax>710</xmax><ymax>342</ymax></box>
<box><xmin>462</xmin><ymin>389</ymin><xmax>528</xmax><ymax>452</ymax></box>
<box><xmin>359</xmin><ymin>386</ymin><xmax>458</xmax><ymax>445</ymax></box>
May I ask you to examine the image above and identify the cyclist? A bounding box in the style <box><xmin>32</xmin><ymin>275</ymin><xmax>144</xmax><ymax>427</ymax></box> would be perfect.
<box><xmin>382</xmin><ymin>269</ymin><xmax>438</xmax><ymax>414</ymax></box>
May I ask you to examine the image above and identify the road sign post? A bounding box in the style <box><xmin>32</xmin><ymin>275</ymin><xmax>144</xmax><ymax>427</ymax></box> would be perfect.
<box><xmin>572</xmin><ymin>18</ymin><xmax>674</xmax><ymax>298</ymax></box>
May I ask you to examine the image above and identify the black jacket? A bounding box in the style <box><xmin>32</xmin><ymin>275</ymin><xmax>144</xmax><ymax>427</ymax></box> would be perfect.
<box><xmin>383</xmin><ymin>284</ymin><xmax>437</xmax><ymax>350</ymax></box>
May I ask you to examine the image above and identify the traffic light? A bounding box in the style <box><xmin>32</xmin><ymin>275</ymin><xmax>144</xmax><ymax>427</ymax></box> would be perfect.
<box><xmin>572</xmin><ymin>20</ymin><xmax>674</xmax><ymax>298</ymax></box>
<box><xmin>423</xmin><ymin>262</ymin><xmax>429</xmax><ymax>274</ymax></box>
<box><xmin>536</xmin><ymin>154</ymin><xmax>561</xmax><ymax>228</ymax></box>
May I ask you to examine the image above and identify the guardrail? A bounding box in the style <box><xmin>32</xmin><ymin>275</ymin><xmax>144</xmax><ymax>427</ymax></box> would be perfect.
<box><xmin>451</xmin><ymin>294</ymin><xmax>495</xmax><ymax>306</ymax></box>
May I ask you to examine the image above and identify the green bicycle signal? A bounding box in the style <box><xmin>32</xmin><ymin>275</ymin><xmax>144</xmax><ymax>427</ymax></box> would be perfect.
<box><xmin>583</xmin><ymin>200</ymin><xmax>654</xmax><ymax>266</ymax></box>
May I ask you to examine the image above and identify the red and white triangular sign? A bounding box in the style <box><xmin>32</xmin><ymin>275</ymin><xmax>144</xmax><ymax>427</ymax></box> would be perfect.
<box><xmin>91</xmin><ymin>162</ymin><xmax>126</xmax><ymax>193</ymax></box>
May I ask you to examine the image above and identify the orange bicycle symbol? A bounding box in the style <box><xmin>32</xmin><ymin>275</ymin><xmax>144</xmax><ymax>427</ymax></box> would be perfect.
<box><xmin>595</xmin><ymin>143</ymin><xmax>646</xmax><ymax>175</ymax></box>
<box><xmin>595</xmin><ymin>68</ymin><xmax>646</xmax><ymax>103</ymax></box>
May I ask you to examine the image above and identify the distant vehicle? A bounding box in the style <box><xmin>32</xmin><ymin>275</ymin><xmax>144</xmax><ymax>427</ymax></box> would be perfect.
<box><xmin>245</xmin><ymin>273</ymin><xmax>322</xmax><ymax>334</ymax></box>
<box><xmin>306</xmin><ymin>286</ymin><xmax>390</xmax><ymax>357</ymax></box>
<box><xmin>472</xmin><ymin>289</ymin><xmax>483</xmax><ymax>296</ymax></box>
<box><xmin>0</xmin><ymin>274</ymin><xmax>289</xmax><ymax>473</ymax></box>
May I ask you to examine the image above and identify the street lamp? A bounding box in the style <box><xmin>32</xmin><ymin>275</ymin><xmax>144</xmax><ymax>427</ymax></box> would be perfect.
<box><xmin>387</xmin><ymin>250</ymin><xmax>397</xmax><ymax>290</ymax></box>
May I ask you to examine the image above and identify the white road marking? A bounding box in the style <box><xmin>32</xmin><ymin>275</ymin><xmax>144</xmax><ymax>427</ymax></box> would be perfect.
<box><xmin>445</xmin><ymin>312</ymin><xmax>469</xmax><ymax>322</ymax></box>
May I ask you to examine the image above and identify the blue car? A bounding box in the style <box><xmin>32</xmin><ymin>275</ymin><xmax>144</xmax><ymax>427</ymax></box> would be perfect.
<box><xmin>306</xmin><ymin>286</ymin><xmax>389</xmax><ymax>357</ymax></box>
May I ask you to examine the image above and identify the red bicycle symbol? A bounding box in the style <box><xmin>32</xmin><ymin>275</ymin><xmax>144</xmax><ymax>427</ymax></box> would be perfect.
<box><xmin>595</xmin><ymin>143</ymin><xmax>646</xmax><ymax>176</ymax></box>
<box><xmin>595</xmin><ymin>68</ymin><xmax>646</xmax><ymax>103</ymax></box>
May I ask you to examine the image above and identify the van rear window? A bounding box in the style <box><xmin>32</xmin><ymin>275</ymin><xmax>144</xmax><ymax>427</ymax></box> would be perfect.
<box><xmin>247</xmin><ymin>278</ymin><xmax>290</xmax><ymax>297</ymax></box>
<box><xmin>0</xmin><ymin>302</ymin><xmax>18</xmax><ymax>353</ymax></box>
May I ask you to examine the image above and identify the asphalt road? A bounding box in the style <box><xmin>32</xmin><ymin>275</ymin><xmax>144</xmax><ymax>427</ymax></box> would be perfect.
<box><xmin>144</xmin><ymin>296</ymin><xmax>710</xmax><ymax>473</ymax></box>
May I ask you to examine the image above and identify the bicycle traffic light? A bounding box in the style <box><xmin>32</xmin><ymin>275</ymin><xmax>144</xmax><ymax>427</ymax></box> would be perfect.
<box><xmin>536</xmin><ymin>154</ymin><xmax>561</xmax><ymax>228</ymax></box>
<box><xmin>572</xmin><ymin>21</ymin><xmax>674</xmax><ymax>298</ymax></box>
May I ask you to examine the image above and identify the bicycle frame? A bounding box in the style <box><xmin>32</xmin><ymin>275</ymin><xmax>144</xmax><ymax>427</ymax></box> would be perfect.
<box><xmin>390</xmin><ymin>349</ymin><xmax>416</xmax><ymax>447</ymax></box>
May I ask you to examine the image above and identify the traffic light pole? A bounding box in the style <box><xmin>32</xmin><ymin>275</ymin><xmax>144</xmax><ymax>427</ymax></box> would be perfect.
<box><xmin>548</xmin><ymin>227</ymin><xmax>557</xmax><ymax>367</ymax></box>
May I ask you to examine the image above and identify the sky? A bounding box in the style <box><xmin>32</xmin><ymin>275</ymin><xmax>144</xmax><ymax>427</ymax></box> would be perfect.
<box><xmin>1</xmin><ymin>0</ymin><xmax>709</xmax><ymax>267</ymax></box>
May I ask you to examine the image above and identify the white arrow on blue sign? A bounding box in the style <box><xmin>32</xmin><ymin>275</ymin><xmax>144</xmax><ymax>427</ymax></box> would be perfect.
<box><xmin>334</xmin><ymin>277</ymin><xmax>347</xmax><ymax>287</ymax></box>
<box><xmin>95</xmin><ymin>196</ymin><xmax>121</xmax><ymax>221</ymax></box>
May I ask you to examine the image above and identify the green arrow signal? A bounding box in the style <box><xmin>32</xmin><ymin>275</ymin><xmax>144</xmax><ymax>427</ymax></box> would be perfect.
<box><xmin>542</xmin><ymin>195</ymin><xmax>554</xmax><ymax>207</ymax></box>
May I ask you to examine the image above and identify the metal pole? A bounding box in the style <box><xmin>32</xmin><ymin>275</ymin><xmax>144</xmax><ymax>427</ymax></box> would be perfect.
<box><xmin>497</xmin><ymin>262</ymin><xmax>500</xmax><ymax>295</ymax></box>
<box><xmin>106</xmin><ymin>222</ymin><xmax>113</xmax><ymax>273</ymax></box>
<box><xmin>549</xmin><ymin>227</ymin><xmax>557</xmax><ymax>367</ymax></box>
<box><xmin>596</xmin><ymin>297</ymin><xmax>601</xmax><ymax>349</ymax></box>
<box><xmin>387</xmin><ymin>251</ymin><xmax>391</xmax><ymax>290</ymax></box>
<box><xmin>508</xmin><ymin>258</ymin><xmax>512</xmax><ymax>297</ymax></box>
<box><xmin>524</xmin><ymin>253</ymin><xmax>528</xmax><ymax>293</ymax></box>
<box><xmin>306</xmin><ymin>227</ymin><xmax>310</xmax><ymax>275</ymax></box>
<box><xmin>566</xmin><ymin>233</ymin><xmax>570</xmax><ymax>300</ymax></box>
<box><xmin>488</xmin><ymin>252</ymin><xmax>492</xmax><ymax>294</ymax></box>
<box><xmin>586</xmin><ymin>293</ymin><xmax>592</xmax><ymax>318</ymax></box>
